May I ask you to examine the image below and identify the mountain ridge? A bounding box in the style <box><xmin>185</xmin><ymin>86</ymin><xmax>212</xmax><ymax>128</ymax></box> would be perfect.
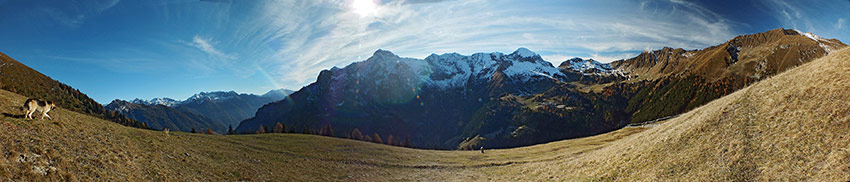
<box><xmin>107</xmin><ymin>89</ymin><xmax>292</xmax><ymax>133</ymax></box>
<box><xmin>237</xmin><ymin>28</ymin><xmax>844</xmax><ymax>149</ymax></box>
<box><xmin>237</xmin><ymin>47</ymin><xmax>625</xmax><ymax>148</ymax></box>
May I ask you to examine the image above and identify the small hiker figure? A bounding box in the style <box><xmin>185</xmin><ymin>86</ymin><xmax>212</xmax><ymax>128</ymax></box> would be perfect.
<box><xmin>480</xmin><ymin>146</ymin><xmax>485</xmax><ymax>153</ymax></box>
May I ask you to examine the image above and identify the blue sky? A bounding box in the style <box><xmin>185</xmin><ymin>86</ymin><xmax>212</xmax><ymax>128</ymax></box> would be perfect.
<box><xmin>0</xmin><ymin>0</ymin><xmax>847</xmax><ymax>104</ymax></box>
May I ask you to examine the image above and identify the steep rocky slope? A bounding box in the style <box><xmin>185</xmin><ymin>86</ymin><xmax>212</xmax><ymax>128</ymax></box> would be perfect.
<box><xmin>610</xmin><ymin>28</ymin><xmax>846</xmax><ymax>123</ymax></box>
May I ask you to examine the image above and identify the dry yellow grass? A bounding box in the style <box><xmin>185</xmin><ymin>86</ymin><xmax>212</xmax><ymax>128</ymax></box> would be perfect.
<box><xmin>0</xmin><ymin>47</ymin><xmax>847</xmax><ymax>181</ymax></box>
<box><xmin>549</xmin><ymin>47</ymin><xmax>850</xmax><ymax>181</ymax></box>
<box><xmin>0</xmin><ymin>87</ymin><xmax>646</xmax><ymax>181</ymax></box>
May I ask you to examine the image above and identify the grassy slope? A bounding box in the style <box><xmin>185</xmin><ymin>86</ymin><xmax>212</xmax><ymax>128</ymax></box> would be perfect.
<box><xmin>0</xmin><ymin>87</ymin><xmax>647</xmax><ymax>181</ymax></box>
<box><xmin>551</xmin><ymin>47</ymin><xmax>850</xmax><ymax>181</ymax></box>
<box><xmin>1</xmin><ymin>47</ymin><xmax>847</xmax><ymax>181</ymax></box>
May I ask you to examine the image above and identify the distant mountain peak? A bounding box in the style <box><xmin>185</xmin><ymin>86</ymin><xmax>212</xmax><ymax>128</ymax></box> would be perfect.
<box><xmin>261</xmin><ymin>89</ymin><xmax>294</xmax><ymax>100</ymax></box>
<box><xmin>791</xmin><ymin>29</ymin><xmax>843</xmax><ymax>53</ymax></box>
<box><xmin>131</xmin><ymin>97</ymin><xmax>180</xmax><ymax>107</ymax></box>
<box><xmin>371</xmin><ymin>49</ymin><xmax>400</xmax><ymax>60</ymax></box>
<box><xmin>557</xmin><ymin>57</ymin><xmax>622</xmax><ymax>76</ymax></box>
<box><xmin>511</xmin><ymin>47</ymin><xmax>538</xmax><ymax>58</ymax></box>
<box><xmin>186</xmin><ymin>91</ymin><xmax>240</xmax><ymax>103</ymax></box>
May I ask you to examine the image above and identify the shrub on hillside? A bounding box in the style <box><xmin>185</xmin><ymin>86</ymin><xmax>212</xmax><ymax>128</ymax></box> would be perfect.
<box><xmin>273</xmin><ymin>122</ymin><xmax>286</xmax><ymax>133</ymax></box>
<box><xmin>257</xmin><ymin>125</ymin><xmax>266</xmax><ymax>134</ymax></box>
<box><xmin>319</xmin><ymin>123</ymin><xmax>334</xmax><ymax>137</ymax></box>
<box><xmin>372</xmin><ymin>133</ymin><xmax>383</xmax><ymax>144</ymax></box>
<box><xmin>350</xmin><ymin>128</ymin><xmax>363</xmax><ymax>140</ymax></box>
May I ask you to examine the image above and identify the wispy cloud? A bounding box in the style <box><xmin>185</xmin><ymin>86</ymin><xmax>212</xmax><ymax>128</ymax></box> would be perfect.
<box><xmin>837</xmin><ymin>18</ymin><xmax>845</xmax><ymax>30</ymax></box>
<box><xmin>189</xmin><ymin>35</ymin><xmax>237</xmax><ymax>60</ymax></box>
<box><xmin>40</xmin><ymin>0</ymin><xmax>121</xmax><ymax>28</ymax></box>
<box><xmin>760</xmin><ymin>0</ymin><xmax>817</xmax><ymax>32</ymax></box>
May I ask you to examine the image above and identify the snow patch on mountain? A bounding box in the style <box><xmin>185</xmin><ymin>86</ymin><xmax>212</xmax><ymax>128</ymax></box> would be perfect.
<box><xmin>131</xmin><ymin>98</ymin><xmax>180</xmax><ymax>107</ymax></box>
<box><xmin>501</xmin><ymin>56</ymin><xmax>562</xmax><ymax>82</ymax></box>
<box><xmin>186</xmin><ymin>91</ymin><xmax>239</xmax><ymax>103</ymax></box>
<box><xmin>513</xmin><ymin>47</ymin><xmax>538</xmax><ymax>58</ymax></box>
<box><xmin>794</xmin><ymin>29</ymin><xmax>838</xmax><ymax>54</ymax></box>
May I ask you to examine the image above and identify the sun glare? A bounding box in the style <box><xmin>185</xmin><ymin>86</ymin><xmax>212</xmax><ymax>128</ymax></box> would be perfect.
<box><xmin>351</xmin><ymin>0</ymin><xmax>377</xmax><ymax>17</ymax></box>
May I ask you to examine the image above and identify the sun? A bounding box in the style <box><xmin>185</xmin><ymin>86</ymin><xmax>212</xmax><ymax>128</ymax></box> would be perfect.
<box><xmin>351</xmin><ymin>0</ymin><xmax>377</xmax><ymax>17</ymax></box>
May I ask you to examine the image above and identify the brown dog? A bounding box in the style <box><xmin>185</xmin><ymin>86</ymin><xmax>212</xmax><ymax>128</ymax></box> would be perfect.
<box><xmin>22</xmin><ymin>98</ymin><xmax>55</xmax><ymax>120</ymax></box>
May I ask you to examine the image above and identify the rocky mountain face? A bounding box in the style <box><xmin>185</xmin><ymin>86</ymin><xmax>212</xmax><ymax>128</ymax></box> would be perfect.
<box><xmin>107</xmin><ymin>89</ymin><xmax>291</xmax><ymax>133</ymax></box>
<box><xmin>0</xmin><ymin>52</ymin><xmax>145</xmax><ymax>128</ymax></box>
<box><xmin>237</xmin><ymin>48</ymin><xmax>629</xmax><ymax>149</ymax></box>
<box><xmin>236</xmin><ymin>28</ymin><xmax>844</xmax><ymax>149</ymax></box>
<box><xmin>611</xmin><ymin>28</ymin><xmax>846</xmax><ymax>123</ymax></box>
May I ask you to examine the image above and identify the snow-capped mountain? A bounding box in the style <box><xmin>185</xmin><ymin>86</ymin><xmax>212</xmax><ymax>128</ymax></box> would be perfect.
<box><xmin>185</xmin><ymin>91</ymin><xmax>240</xmax><ymax>103</ymax></box>
<box><xmin>131</xmin><ymin>98</ymin><xmax>180</xmax><ymax>107</ymax></box>
<box><xmin>129</xmin><ymin>90</ymin><xmax>293</xmax><ymax>107</ymax></box>
<box><xmin>109</xmin><ymin>89</ymin><xmax>293</xmax><ymax>133</ymax></box>
<box><xmin>324</xmin><ymin>48</ymin><xmax>567</xmax><ymax>94</ymax></box>
<box><xmin>558</xmin><ymin>57</ymin><xmax>614</xmax><ymax>74</ymax></box>
<box><xmin>238</xmin><ymin>47</ymin><xmax>625</xmax><ymax>149</ymax></box>
<box><xmin>793</xmin><ymin>30</ymin><xmax>845</xmax><ymax>54</ymax></box>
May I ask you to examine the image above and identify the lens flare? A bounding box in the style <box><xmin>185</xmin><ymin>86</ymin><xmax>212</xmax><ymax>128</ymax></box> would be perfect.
<box><xmin>351</xmin><ymin>0</ymin><xmax>377</xmax><ymax>17</ymax></box>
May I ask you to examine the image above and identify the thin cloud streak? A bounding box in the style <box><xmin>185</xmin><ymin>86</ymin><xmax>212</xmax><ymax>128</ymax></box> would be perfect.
<box><xmin>190</xmin><ymin>35</ymin><xmax>237</xmax><ymax>60</ymax></box>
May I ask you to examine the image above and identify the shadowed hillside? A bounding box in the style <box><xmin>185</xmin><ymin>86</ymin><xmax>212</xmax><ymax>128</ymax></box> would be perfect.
<box><xmin>105</xmin><ymin>100</ymin><xmax>224</xmax><ymax>133</ymax></box>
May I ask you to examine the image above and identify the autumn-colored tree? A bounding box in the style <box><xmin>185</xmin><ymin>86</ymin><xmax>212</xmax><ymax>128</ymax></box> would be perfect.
<box><xmin>257</xmin><ymin>125</ymin><xmax>266</xmax><ymax>134</ymax></box>
<box><xmin>372</xmin><ymin>133</ymin><xmax>383</xmax><ymax>144</ymax></box>
<box><xmin>274</xmin><ymin>122</ymin><xmax>286</xmax><ymax>133</ymax></box>
<box><xmin>387</xmin><ymin>135</ymin><xmax>395</xmax><ymax>146</ymax></box>
<box><xmin>363</xmin><ymin>135</ymin><xmax>373</xmax><ymax>142</ymax></box>
<box><xmin>404</xmin><ymin>136</ymin><xmax>410</xmax><ymax>147</ymax></box>
<box><xmin>319</xmin><ymin>123</ymin><xmax>334</xmax><ymax>137</ymax></box>
<box><xmin>350</xmin><ymin>128</ymin><xmax>363</xmax><ymax>140</ymax></box>
<box><xmin>205</xmin><ymin>128</ymin><xmax>216</xmax><ymax>135</ymax></box>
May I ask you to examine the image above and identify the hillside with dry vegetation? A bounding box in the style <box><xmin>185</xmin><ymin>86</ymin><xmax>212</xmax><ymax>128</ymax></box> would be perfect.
<box><xmin>0</xmin><ymin>52</ymin><xmax>145</xmax><ymax>128</ymax></box>
<box><xmin>612</xmin><ymin>28</ymin><xmax>846</xmax><ymax>123</ymax></box>
<box><xmin>0</xmin><ymin>47</ymin><xmax>848</xmax><ymax>181</ymax></box>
